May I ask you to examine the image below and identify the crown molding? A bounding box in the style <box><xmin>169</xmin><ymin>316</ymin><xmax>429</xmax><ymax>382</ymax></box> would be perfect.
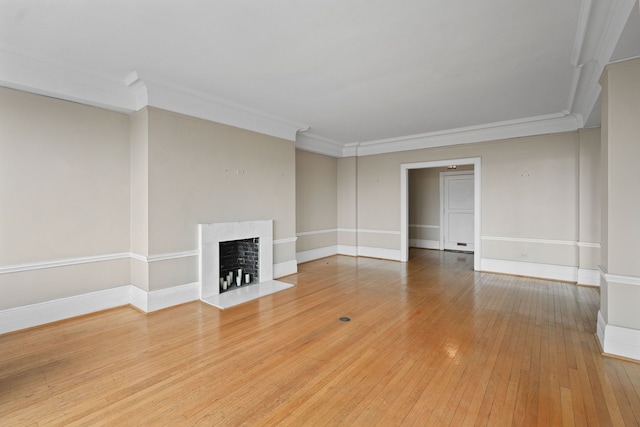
<box><xmin>0</xmin><ymin>47</ymin><xmax>308</xmax><ymax>141</ymax></box>
<box><xmin>296</xmin><ymin>132</ymin><xmax>347</xmax><ymax>157</ymax></box>
<box><xmin>141</xmin><ymin>77</ymin><xmax>308</xmax><ymax>141</ymax></box>
<box><xmin>0</xmin><ymin>46</ymin><xmax>136</xmax><ymax>113</ymax></box>
<box><xmin>354</xmin><ymin>112</ymin><xmax>579</xmax><ymax>157</ymax></box>
<box><xmin>295</xmin><ymin>112</ymin><xmax>581</xmax><ymax>158</ymax></box>
<box><xmin>568</xmin><ymin>0</ymin><xmax>637</xmax><ymax>127</ymax></box>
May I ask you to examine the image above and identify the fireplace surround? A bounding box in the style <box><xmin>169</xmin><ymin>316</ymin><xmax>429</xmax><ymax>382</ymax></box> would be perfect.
<box><xmin>199</xmin><ymin>220</ymin><xmax>292</xmax><ymax>308</ymax></box>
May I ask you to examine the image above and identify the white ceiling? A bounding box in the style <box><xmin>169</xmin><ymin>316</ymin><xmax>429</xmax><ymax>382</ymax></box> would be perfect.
<box><xmin>1</xmin><ymin>1</ymin><xmax>639</xmax><ymax>156</ymax></box>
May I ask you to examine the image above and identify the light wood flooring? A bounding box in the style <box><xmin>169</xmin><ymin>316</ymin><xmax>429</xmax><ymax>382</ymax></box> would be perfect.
<box><xmin>2</xmin><ymin>249</ymin><xmax>640</xmax><ymax>426</ymax></box>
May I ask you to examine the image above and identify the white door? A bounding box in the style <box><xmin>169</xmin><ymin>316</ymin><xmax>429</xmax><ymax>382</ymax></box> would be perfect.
<box><xmin>441</xmin><ymin>172</ymin><xmax>474</xmax><ymax>252</ymax></box>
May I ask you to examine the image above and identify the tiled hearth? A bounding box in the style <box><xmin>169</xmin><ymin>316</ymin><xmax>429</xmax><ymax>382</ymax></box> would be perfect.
<box><xmin>199</xmin><ymin>220</ymin><xmax>293</xmax><ymax>309</ymax></box>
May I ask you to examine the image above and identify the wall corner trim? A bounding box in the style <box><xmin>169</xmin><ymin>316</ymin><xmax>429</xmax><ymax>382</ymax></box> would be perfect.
<box><xmin>274</xmin><ymin>260</ymin><xmax>298</xmax><ymax>278</ymax></box>
<box><xmin>577</xmin><ymin>268</ymin><xmax>600</xmax><ymax>286</ymax></box>
<box><xmin>598</xmin><ymin>310</ymin><xmax>640</xmax><ymax>361</ymax></box>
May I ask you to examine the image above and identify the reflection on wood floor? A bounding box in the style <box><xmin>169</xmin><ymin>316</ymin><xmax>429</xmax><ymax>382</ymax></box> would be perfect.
<box><xmin>2</xmin><ymin>249</ymin><xmax>639</xmax><ymax>426</ymax></box>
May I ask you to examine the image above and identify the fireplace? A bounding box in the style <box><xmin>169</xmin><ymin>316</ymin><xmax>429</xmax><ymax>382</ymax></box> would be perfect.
<box><xmin>218</xmin><ymin>237</ymin><xmax>259</xmax><ymax>292</ymax></box>
<box><xmin>199</xmin><ymin>220</ymin><xmax>293</xmax><ymax>308</ymax></box>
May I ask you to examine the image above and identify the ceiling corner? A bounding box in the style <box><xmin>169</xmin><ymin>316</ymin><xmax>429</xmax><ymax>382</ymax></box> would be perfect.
<box><xmin>567</xmin><ymin>0</ymin><xmax>638</xmax><ymax>126</ymax></box>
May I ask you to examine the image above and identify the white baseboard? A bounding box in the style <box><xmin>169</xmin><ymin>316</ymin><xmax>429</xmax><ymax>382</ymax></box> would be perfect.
<box><xmin>358</xmin><ymin>246</ymin><xmax>401</xmax><ymax>261</ymax></box>
<box><xmin>597</xmin><ymin>310</ymin><xmax>640</xmax><ymax>361</ymax></box>
<box><xmin>578</xmin><ymin>268</ymin><xmax>600</xmax><ymax>286</ymax></box>
<box><xmin>0</xmin><ymin>282</ymin><xmax>201</xmax><ymax>335</ymax></box>
<box><xmin>274</xmin><ymin>260</ymin><xmax>297</xmax><ymax>278</ymax></box>
<box><xmin>0</xmin><ymin>286</ymin><xmax>131</xmax><ymax>335</ymax></box>
<box><xmin>297</xmin><ymin>245</ymin><xmax>401</xmax><ymax>263</ymax></box>
<box><xmin>337</xmin><ymin>244</ymin><xmax>357</xmax><ymax>256</ymax></box>
<box><xmin>480</xmin><ymin>258</ymin><xmax>578</xmax><ymax>282</ymax></box>
<box><xmin>297</xmin><ymin>245</ymin><xmax>338</xmax><ymax>263</ymax></box>
<box><xmin>409</xmin><ymin>239</ymin><xmax>440</xmax><ymax>250</ymax></box>
<box><xmin>130</xmin><ymin>282</ymin><xmax>199</xmax><ymax>313</ymax></box>
<box><xmin>129</xmin><ymin>285</ymin><xmax>149</xmax><ymax>312</ymax></box>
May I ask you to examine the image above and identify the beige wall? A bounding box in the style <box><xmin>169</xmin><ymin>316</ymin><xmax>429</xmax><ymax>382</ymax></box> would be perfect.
<box><xmin>600</xmin><ymin>59</ymin><xmax>640</xmax><ymax>278</ymax></box>
<box><xmin>143</xmin><ymin>108</ymin><xmax>297</xmax><ymax>290</ymax></box>
<box><xmin>357</xmin><ymin>132</ymin><xmax>584</xmax><ymax>265</ymax></box>
<box><xmin>578</xmin><ymin>128</ymin><xmax>601</xmax><ymax>271</ymax></box>
<box><xmin>0</xmin><ymin>86</ymin><xmax>606</xmax><ymax>313</ymax></box>
<box><xmin>599</xmin><ymin>58</ymin><xmax>640</xmax><ymax>332</ymax></box>
<box><xmin>130</xmin><ymin>109</ymin><xmax>150</xmax><ymax>290</ymax></box>
<box><xmin>408</xmin><ymin>168</ymin><xmax>441</xmax><ymax>243</ymax></box>
<box><xmin>0</xmin><ymin>87</ymin><xmax>130</xmax><ymax>308</ymax></box>
<box><xmin>0</xmin><ymin>90</ymin><xmax>299</xmax><ymax>308</ymax></box>
<box><xmin>295</xmin><ymin>150</ymin><xmax>337</xmax><ymax>252</ymax></box>
<box><xmin>337</xmin><ymin>157</ymin><xmax>357</xmax><ymax>247</ymax></box>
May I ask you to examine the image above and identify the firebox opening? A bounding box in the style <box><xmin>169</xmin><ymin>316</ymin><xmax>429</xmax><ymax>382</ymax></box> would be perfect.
<box><xmin>218</xmin><ymin>237</ymin><xmax>259</xmax><ymax>293</ymax></box>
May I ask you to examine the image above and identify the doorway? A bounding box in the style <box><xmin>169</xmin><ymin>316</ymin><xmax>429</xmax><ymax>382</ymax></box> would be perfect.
<box><xmin>400</xmin><ymin>157</ymin><xmax>481</xmax><ymax>270</ymax></box>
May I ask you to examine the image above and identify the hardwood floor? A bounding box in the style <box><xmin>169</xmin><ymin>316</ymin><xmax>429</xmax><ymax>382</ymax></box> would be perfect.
<box><xmin>2</xmin><ymin>249</ymin><xmax>640</xmax><ymax>426</ymax></box>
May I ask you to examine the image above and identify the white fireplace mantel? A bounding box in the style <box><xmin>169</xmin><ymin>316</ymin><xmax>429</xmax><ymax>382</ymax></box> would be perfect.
<box><xmin>198</xmin><ymin>220</ymin><xmax>292</xmax><ymax>309</ymax></box>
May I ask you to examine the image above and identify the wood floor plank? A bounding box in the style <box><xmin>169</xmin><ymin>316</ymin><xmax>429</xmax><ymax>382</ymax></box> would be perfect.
<box><xmin>2</xmin><ymin>249</ymin><xmax>640</xmax><ymax>426</ymax></box>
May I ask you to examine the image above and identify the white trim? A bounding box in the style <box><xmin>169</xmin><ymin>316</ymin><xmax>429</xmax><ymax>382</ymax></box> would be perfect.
<box><xmin>297</xmin><ymin>246</ymin><xmax>338</xmax><ymax>263</ymax></box>
<box><xmin>274</xmin><ymin>237</ymin><xmax>297</xmax><ymax>245</ymax></box>
<box><xmin>273</xmin><ymin>260</ymin><xmax>298</xmax><ymax>278</ymax></box>
<box><xmin>597</xmin><ymin>310</ymin><xmax>606</xmax><ymax>351</ymax></box>
<box><xmin>358</xmin><ymin>246</ymin><xmax>401</xmax><ymax>261</ymax></box>
<box><xmin>357</xmin><ymin>229</ymin><xmax>401</xmax><ymax>235</ymax></box>
<box><xmin>0</xmin><ymin>286</ymin><xmax>131</xmax><ymax>335</ymax></box>
<box><xmin>578</xmin><ymin>241</ymin><xmax>601</xmax><ymax>248</ymax></box>
<box><xmin>148</xmin><ymin>282</ymin><xmax>199</xmax><ymax>312</ymax></box>
<box><xmin>597</xmin><ymin>310</ymin><xmax>640</xmax><ymax>361</ymax></box>
<box><xmin>570</xmin><ymin>0</ymin><xmax>593</xmax><ymax>67</ymax></box>
<box><xmin>129</xmin><ymin>285</ymin><xmax>149</xmax><ymax>312</ymax></box>
<box><xmin>0</xmin><ymin>250</ymin><xmax>207</xmax><ymax>275</ymax></box>
<box><xmin>337</xmin><ymin>228</ymin><xmax>357</xmax><ymax>233</ymax></box>
<box><xmin>408</xmin><ymin>224</ymin><xmax>440</xmax><ymax>229</ymax></box>
<box><xmin>0</xmin><ymin>47</ymin><xmax>308</xmax><ymax>142</ymax></box>
<box><xmin>0</xmin><ymin>46</ymin><xmax>137</xmax><ymax>113</ymax></box>
<box><xmin>147</xmin><ymin>250</ymin><xmax>200</xmax><ymax>262</ymax></box>
<box><xmin>130</xmin><ymin>282</ymin><xmax>199</xmax><ymax>313</ymax></box>
<box><xmin>599</xmin><ymin>267</ymin><xmax>640</xmax><ymax>287</ymax></box>
<box><xmin>357</xmin><ymin>114</ymin><xmax>578</xmax><ymax>156</ymax></box>
<box><xmin>296</xmin><ymin>132</ymin><xmax>347</xmax><ymax>157</ymax></box>
<box><xmin>145</xmin><ymin>78</ymin><xmax>307</xmax><ymax>141</ymax></box>
<box><xmin>130</xmin><ymin>253</ymin><xmax>147</xmax><ymax>262</ymax></box>
<box><xmin>481</xmin><ymin>236</ymin><xmax>578</xmax><ymax>246</ymax></box>
<box><xmin>0</xmin><ymin>253</ymin><xmax>131</xmax><ymax>275</ymax></box>
<box><xmin>296</xmin><ymin>244</ymin><xmax>403</xmax><ymax>263</ymax></box>
<box><xmin>199</xmin><ymin>221</ymin><xmax>274</xmax><ymax>299</ymax></box>
<box><xmin>296</xmin><ymin>229</ymin><xmax>338</xmax><ymax>237</ymax></box>
<box><xmin>337</xmin><ymin>245</ymin><xmax>358</xmax><ymax>256</ymax></box>
<box><xmin>481</xmin><ymin>258</ymin><xmax>578</xmax><ymax>282</ymax></box>
<box><xmin>296</xmin><ymin>228</ymin><xmax>400</xmax><ymax>236</ymax></box>
<box><xmin>401</xmin><ymin>157</ymin><xmax>481</xmax><ymax>271</ymax></box>
<box><xmin>343</xmin><ymin>143</ymin><xmax>359</xmax><ymax>157</ymax></box>
<box><xmin>570</xmin><ymin>0</ymin><xmax>637</xmax><ymax>127</ymax></box>
<box><xmin>409</xmin><ymin>239</ymin><xmax>440</xmax><ymax>250</ymax></box>
<box><xmin>577</xmin><ymin>268</ymin><xmax>600</xmax><ymax>286</ymax></box>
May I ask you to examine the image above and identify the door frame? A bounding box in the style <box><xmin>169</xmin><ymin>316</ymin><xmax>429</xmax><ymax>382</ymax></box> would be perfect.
<box><xmin>400</xmin><ymin>157</ymin><xmax>481</xmax><ymax>270</ymax></box>
<box><xmin>440</xmin><ymin>170</ymin><xmax>475</xmax><ymax>252</ymax></box>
